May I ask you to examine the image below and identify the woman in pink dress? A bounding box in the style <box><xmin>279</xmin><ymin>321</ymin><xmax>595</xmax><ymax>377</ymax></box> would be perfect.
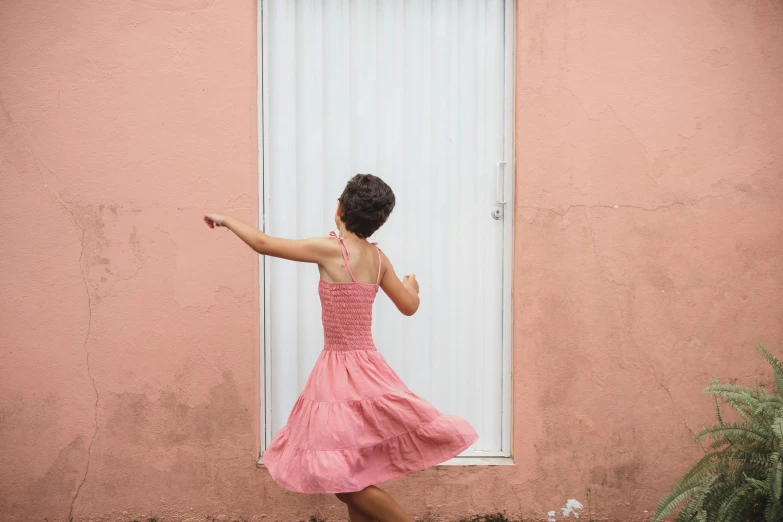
<box><xmin>204</xmin><ymin>174</ymin><xmax>477</xmax><ymax>522</ymax></box>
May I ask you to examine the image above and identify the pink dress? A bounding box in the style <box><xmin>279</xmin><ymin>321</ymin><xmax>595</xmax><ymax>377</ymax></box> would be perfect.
<box><xmin>263</xmin><ymin>232</ymin><xmax>478</xmax><ymax>494</ymax></box>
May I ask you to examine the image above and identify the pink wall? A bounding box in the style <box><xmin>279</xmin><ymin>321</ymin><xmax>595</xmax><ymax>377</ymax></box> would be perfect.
<box><xmin>1</xmin><ymin>1</ymin><xmax>782</xmax><ymax>521</ymax></box>
<box><xmin>513</xmin><ymin>0</ymin><xmax>783</xmax><ymax>519</ymax></box>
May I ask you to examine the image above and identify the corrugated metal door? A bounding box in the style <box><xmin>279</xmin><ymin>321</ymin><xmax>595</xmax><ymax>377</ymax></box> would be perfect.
<box><xmin>260</xmin><ymin>0</ymin><xmax>513</xmax><ymax>458</ymax></box>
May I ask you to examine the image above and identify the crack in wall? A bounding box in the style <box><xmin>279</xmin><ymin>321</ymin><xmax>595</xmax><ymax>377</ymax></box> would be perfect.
<box><xmin>521</xmin><ymin>188</ymin><xmax>739</xmax><ymax>217</ymax></box>
<box><xmin>68</xmin><ymin>220</ymin><xmax>99</xmax><ymax>522</ymax></box>
<box><xmin>649</xmin><ymin>364</ymin><xmax>705</xmax><ymax>452</ymax></box>
<box><xmin>0</xmin><ymin>93</ymin><xmax>100</xmax><ymax>522</ymax></box>
<box><xmin>35</xmin><ymin>172</ymin><xmax>100</xmax><ymax>522</ymax></box>
<box><xmin>583</xmin><ymin>207</ymin><xmax>629</xmax><ymax>288</ymax></box>
<box><xmin>33</xmin><ymin>173</ymin><xmax>100</xmax><ymax>522</ymax></box>
<box><xmin>604</xmin><ymin>104</ymin><xmax>660</xmax><ymax>187</ymax></box>
<box><xmin>537</xmin><ymin>86</ymin><xmax>662</xmax><ymax>188</ymax></box>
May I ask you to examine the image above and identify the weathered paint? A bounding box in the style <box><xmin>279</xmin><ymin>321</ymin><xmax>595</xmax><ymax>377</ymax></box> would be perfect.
<box><xmin>560</xmin><ymin>499</ymin><xmax>583</xmax><ymax>518</ymax></box>
<box><xmin>0</xmin><ymin>1</ymin><xmax>782</xmax><ymax>521</ymax></box>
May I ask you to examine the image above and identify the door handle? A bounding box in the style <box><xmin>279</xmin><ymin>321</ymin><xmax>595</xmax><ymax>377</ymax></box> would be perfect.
<box><xmin>496</xmin><ymin>161</ymin><xmax>506</xmax><ymax>205</ymax></box>
<box><xmin>492</xmin><ymin>161</ymin><xmax>507</xmax><ymax>220</ymax></box>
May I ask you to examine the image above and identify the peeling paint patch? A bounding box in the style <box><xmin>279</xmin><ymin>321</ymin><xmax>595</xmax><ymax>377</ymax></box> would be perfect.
<box><xmin>561</xmin><ymin>499</ymin><xmax>584</xmax><ymax>518</ymax></box>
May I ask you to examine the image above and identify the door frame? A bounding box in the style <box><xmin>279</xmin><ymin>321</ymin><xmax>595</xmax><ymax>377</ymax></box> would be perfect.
<box><xmin>256</xmin><ymin>0</ymin><xmax>516</xmax><ymax>465</ymax></box>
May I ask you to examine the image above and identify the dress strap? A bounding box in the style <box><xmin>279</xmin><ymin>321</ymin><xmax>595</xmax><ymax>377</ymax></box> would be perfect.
<box><xmin>328</xmin><ymin>231</ymin><xmax>356</xmax><ymax>282</ymax></box>
<box><xmin>371</xmin><ymin>242</ymin><xmax>382</xmax><ymax>285</ymax></box>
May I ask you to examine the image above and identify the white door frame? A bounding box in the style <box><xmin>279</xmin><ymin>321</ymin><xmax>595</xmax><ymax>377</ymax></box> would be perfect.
<box><xmin>257</xmin><ymin>0</ymin><xmax>516</xmax><ymax>465</ymax></box>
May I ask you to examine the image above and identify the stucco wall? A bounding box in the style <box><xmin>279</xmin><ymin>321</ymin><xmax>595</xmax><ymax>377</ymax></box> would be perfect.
<box><xmin>1</xmin><ymin>1</ymin><xmax>782</xmax><ymax>521</ymax></box>
<box><xmin>513</xmin><ymin>0</ymin><xmax>783</xmax><ymax>519</ymax></box>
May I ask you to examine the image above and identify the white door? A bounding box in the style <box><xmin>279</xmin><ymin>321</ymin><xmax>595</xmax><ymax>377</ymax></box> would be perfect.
<box><xmin>259</xmin><ymin>0</ymin><xmax>514</xmax><ymax>458</ymax></box>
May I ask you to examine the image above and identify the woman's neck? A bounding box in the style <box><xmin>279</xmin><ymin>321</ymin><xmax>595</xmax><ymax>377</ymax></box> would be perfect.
<box><xmin>337</xmin><ymin>224</ymin><xmax>362</xmax><ymax>242</ymax></box>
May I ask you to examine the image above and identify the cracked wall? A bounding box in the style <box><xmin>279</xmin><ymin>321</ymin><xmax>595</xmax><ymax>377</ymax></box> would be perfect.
<box><xmin>0</xmin><ymin>0</ymin><xmax>782</xmax><ymax>521</ymax></box>
<box><xmin>0</xmin><ymin>1</ymin><xmax>260</xmax><ymax>520</ymax></box>
<box><xmin>513</xmin><ymin>0</ymin><xmax>783</xmax><ymax>519</ymax></box>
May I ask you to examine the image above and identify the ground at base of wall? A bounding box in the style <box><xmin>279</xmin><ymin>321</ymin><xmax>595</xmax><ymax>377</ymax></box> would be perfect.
<box><xmin>126</xmin><ymin>515</ymin><xmax>645</xmax><ymax>522</ymax></box>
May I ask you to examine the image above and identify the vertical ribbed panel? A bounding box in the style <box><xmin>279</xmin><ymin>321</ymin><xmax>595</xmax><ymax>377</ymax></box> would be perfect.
<box><xmin>264</xmin><ymin>0</ymin><xmax>507</xmax><ymax>456</ymax></box>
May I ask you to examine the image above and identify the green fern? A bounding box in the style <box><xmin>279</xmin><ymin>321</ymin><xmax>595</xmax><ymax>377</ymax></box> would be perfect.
<box><xmin>651</xmin><ymin>341</ymin><xmax>783</xmax><ymax>522</ymax></box>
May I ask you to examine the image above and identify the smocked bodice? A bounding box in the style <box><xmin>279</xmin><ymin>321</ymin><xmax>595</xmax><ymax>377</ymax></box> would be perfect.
<box><xmin>319</xmin><ymin>280</ymin><xmax>379</xmax><ymax>351</ymax></box>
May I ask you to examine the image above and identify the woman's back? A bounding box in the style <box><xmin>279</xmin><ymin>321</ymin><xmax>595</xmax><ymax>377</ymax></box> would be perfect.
<box><xmin>319</xmin><ymin>232</ymin><xmax>382</xmax><ymax>351</ymax></box>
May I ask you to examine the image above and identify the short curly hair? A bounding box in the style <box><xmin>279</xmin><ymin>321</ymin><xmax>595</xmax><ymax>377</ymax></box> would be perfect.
<box><xmin>338</xmin><ymin>174</ymin><xmax>395</xmax><ymax>239</ymax></box>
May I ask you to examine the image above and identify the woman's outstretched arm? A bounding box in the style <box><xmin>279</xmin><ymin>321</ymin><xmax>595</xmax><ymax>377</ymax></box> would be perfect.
<box><xmin>204</xmin><ymin>213</ymin><xmax>333</xmax><ymax>264</ymax></box>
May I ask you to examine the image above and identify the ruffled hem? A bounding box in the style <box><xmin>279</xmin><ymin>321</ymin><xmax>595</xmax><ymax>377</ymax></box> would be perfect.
<box><xmin>283</xmin><ymin>390</ymin><xmax>443</xmax><ymax>451</ymax></box>
<box><xmin>263</xmin><ymin>414</ymin><xmax>478</xmax><ymax>494</ymax></box>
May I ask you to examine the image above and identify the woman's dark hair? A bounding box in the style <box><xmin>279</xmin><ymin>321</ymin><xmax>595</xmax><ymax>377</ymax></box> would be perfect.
<box><xmin>338</xmin><ymin>174</ymin><xmax>395</xmax><ymax>239</ymax></box>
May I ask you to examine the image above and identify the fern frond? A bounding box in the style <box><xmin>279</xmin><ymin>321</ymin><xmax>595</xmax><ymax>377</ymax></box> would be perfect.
<box><xmin>703</xmin><ymin>383</ymin><xmax>756</xmax><ymax>403</ymax></box>
<box><xmin>696</xmin><ymin>422</ymin><xmax>772</xmax><ymax>445</ymax></box>
<box><xmin>772</xmin><ymin>456</ymin><xmax>783</xmax><ymax>500</ymax></box>
<box><xmin>772</xmin><ymin>417</ymin><xmax>783</xmax><ymax>442</ymax></box>
<box><xmin>710</xmin><ymin>437</ymin><xmax>731</xmax><ymax>450</ymax></box>
<box><xmin>701</xmin><ymin>481</ymin><xmax>733</xmax><ymax>522</ymax></box>
<box><xmin>758</xmin><ymin>341</ymin><xmax>783</xmax><ymax>398</ymax></box>
<box><xmin>651</xmin><ymin>475</ymin><xmax>707</xmax><ymax>522</ymax></box>
<box><xmin>679</xmin><ymin>452</ymin><xmax>723</xmax><ymax>482</ymax></box>
<box><xmin>765</xmin><ymin>499</ymin><xmax>783</xmax><ymax>522</ymax></box>
<box><xmin>762</xmin><ymin>397</ymin><xmax>783</xmax><ymax>407</ymax></box>
<box><xmin>675</xmin><ymin>475</ymin><xmax>719</xmax><ymax>522</ymax></box>
<box><xmin>703</xmin><ymin>384</ymin><xmax>758</xmax><ymax>422</ymax></box>
<box><xmin>733</xmin><ymin>449</ymin><xmax>773</xmax><ymax>468</ymax></box>
<box><xmin>753</xmin><ymin>398</ymin><xmax>783</xmax><ymax>419</ymax></box>
<box><xmin>745</xmin><ymin>474</ymin><xmax>769</xmax><ymax>494</ymax></box>
<box><xmin>716</xmin><ymin>484</ymin><xmax>755</xmax><ymax>522</ymax></box>
<box><xmin>714</xmin><ymin>393</ymin><xmax>723</xmax><ymax>424</ymax></box>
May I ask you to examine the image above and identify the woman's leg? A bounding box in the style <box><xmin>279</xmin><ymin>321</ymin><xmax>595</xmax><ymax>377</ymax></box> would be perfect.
<box><xmin>348</xmin><ymin>504</ymin><xmax>376</xmax><ymax>522</ymax></box>
<box><xmin>335</xmin><ymin>493</ymin><xmax>375</xmax><ymax>522</ymax></box>
<box><xmin>341</xmin><ymin>486</ymin><xmax>414</xmax><ymax>522</ymax></box>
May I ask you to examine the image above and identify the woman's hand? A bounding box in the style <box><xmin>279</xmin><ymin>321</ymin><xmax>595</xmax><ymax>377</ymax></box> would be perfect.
<box><xmin>402</xmin><ymin>274</ymin><xmax>419</xmax><ymax>296</ymax></box>
<box><xmin>204</xmin><ymin>213</ymin><xmax>228</xmax><ymax>229</ymax></box>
